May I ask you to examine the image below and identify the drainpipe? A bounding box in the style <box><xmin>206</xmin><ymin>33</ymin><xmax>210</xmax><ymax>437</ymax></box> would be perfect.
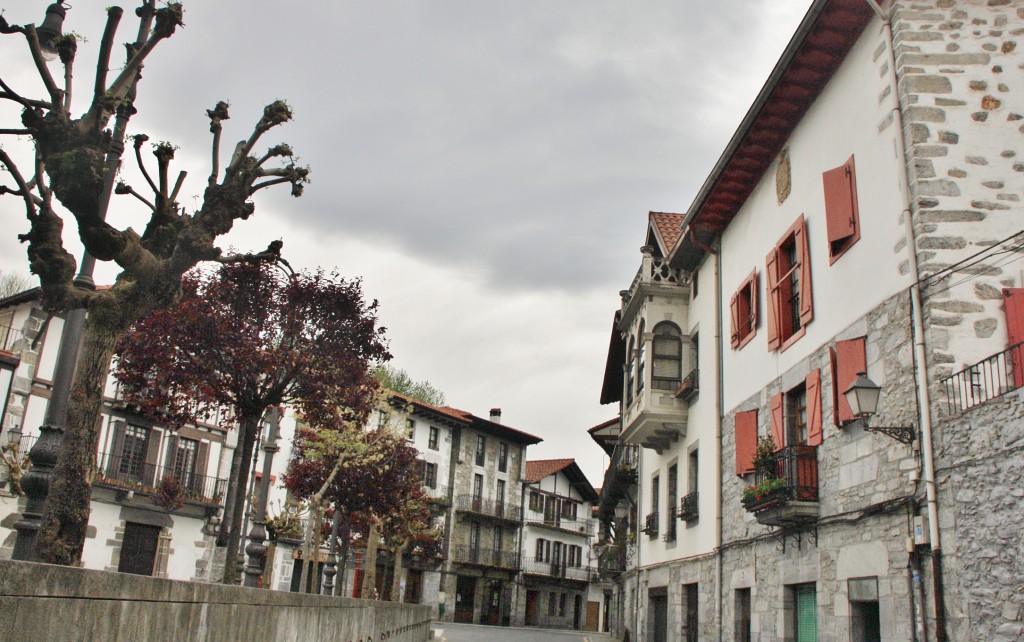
<box><xmin>712</xmin><ymin>241</ymin><xmax>724</xmax><ymax>642</ymax></box>
<box><xmin>870</xmin><ymin>1</ymin><xmax>947</xmax><ymax>639</ymax></box>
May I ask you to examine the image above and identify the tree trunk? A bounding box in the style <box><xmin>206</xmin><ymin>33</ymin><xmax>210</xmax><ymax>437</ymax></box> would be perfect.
<box><xmin>337</xmin><ymin>513</ymin><xmax>352</xmax><ymax>596</ymax></box>
<box><xmin>221</xmin><ymin>412</ymin><xmax>260</xmax><ymax>584</ymax></box>
<box><xmin>35</xmin><ymin>310</ymin><xmax>122</xmax><ymax>564</ymax></box>
<box><xmin>390</xmin><ymin>537</ymin><xmax>409</xmax><ymax>602</ymax></box>
<box><xmin>361</xmin><ymin>519</ymin><xmax>379</xmax><ymax>600</ymax></box>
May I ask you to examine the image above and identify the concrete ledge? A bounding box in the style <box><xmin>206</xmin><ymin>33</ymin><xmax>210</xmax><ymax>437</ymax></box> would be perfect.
<box><xmin>0</xmin><ymin>560</ymin><xmax>431</xmax><ymax>642</ymax></box>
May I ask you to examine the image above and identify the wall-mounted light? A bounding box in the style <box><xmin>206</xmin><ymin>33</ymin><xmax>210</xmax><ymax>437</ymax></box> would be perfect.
<box><xmin>843</xmin><ymin>372</ymin><xmax>916</xmax><ymax>445</ymax></box>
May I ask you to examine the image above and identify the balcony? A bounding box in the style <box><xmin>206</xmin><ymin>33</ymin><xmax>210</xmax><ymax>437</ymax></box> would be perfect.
<box><xmin>521</xmin><ymin>557</ymin><xmax>595</xmax><ymax>582</ymax></box>
<box><xmin>449</xmin><ymin>545</ymin><xmax>519</xmax><ymax>570</ymax></box>
<box><xmin>676</xmin><ymin>367</ymin><xmax>699</xmax><ymax>401</ymax></box>
<box><xmin>94</xmin><ymin>451</ymin><xmax>227</xmax><ymax>507</ymax></box>
<box><xmin>642</xmin><ymin>512</ymin><xmax>659</xmax><ymax>539</ymax></box>
<box><xmin>941</xmin><ymin>341</ymin><xmax>1024</xmax><ymax>414</ymax></box>
<box><xmin>454</xmin><ymin>494</ymin><xmax>522</xmax><ymax>523</ymax></box>
<box><xmin>678</xmin><ymin>491</ymin><xmax>699</xmax><ymax>522</ymax></box>
<box><xmin>596</xmin><ymin>543</ymin><xmax>628</xmax><ymax>578</ymax></box>
<box><xmin>741</xmin><ymin>446</ymin><xmax>818</xmax><ymax>527</ymax></box>
<box><xmin>422</xmin><ymin>484</ymin><xmax>451</xmax><ymax>505</ymax></box>
<box><xmin>524</xmin><ymin>514</ymin><xmax>595</xmax><ymax>537</ymax></box>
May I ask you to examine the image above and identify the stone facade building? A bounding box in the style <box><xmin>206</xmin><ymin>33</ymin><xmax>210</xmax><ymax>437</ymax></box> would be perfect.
<box><xmin>595</xmin><ymin>1</ymin><xmax>1024</xmax><ymax>641</ymax></box>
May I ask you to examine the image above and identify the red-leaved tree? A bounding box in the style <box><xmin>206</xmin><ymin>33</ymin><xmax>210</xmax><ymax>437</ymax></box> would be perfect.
<box><xmin>285</xmin><ymin>419</ymin><xmax>429</xmax><ymax>596</ymax></box>
<box><xmin>114</xmin><ymin>261</ymin><xmax>390</xmax><ymax>583</ymax></box>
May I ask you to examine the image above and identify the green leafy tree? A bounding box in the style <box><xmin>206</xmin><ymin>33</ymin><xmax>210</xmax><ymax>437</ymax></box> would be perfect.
<box><xmin>372</xmin><ymin>365</ymin><xmax>447</xmax><ymax>406</ymax></box>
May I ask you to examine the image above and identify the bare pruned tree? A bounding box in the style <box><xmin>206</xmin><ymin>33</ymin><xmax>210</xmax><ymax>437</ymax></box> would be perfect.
<box><xmin>0</xmin><ymin>2</ymin><xmax>309</xmax><ymax>565</ymax></box>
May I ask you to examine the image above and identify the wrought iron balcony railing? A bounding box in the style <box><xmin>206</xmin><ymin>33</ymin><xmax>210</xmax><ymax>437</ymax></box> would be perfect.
<box><xmin>597</xmin><ymin>543</ymin><xmax>628</xmax><ymax>577</ymax></box>
<box><xmin>941</xmin><ymin>340</ymin><xmax>1024</xmax><ymax>414</ymax></box>
<box><xmin>94</xmin><ymin>451</ymin><xmax>227</xmax><ymax>505</ymax></box>
<box><xmin>524</xmin><ymin>514</ymin><xmax>595</xmax><ymax>536</ymax></box>
<box><xmin>745</xmin><ymin>445</ymin><xmax>819</xmax><ymax>508</ymax></box>
<box><xmin>642</xmin><ymin>512</ymin><xmax>659</xmax><ymax>538</ymax></box>
<box><xmin>598</xmin><ymin>443</ymin><xmax>638</xmax><ymax>517</ymax></box>
<box><xmin>676</xmin><ymin>367</ymin><xmax>699</xmax><ymax>400</ymax></box>
<box><xmin>422</xmin><ymin>484</ymin><xmax>451</xmax><ymax>503</ymax></box>
<box><xmin>454</xmin><ymin>494</ymin><xmax>522</xmax><ymax>522</ymax></box>
<box><xmin>520</xmin><ymin>556</ymin><xmax>595</xmax><ymax>581</ymax></box>
<box><xmin>449</xmin><ymin>545</ymin><xmax>519</xmax><ymax>570</ymax></box>
<box><xmin>678</xmin><ymin>491</ymin><xmax>699</xmax><ymax>522</ymax></box>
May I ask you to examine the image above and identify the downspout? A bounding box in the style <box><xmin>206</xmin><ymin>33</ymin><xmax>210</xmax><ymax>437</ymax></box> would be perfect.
<box><xmin>870</xmin><ymin>1</ymin><xmax>947</xmax><ymax>639</ymax></box>
<box><xmin>712</xmin><ymin>241</ymin><xmax>725</xmax><ymax>642</ymax></box>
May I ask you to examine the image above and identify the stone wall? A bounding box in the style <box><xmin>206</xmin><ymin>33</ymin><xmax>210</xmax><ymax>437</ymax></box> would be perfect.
<box><xmin>719</xmin><ymin>291</ymin><xmax>921</xmax><ymax>641</ymax></box>
<box><xmin>0</xmin><ymin>559</ymin><xmax>432</xmax><ymax>642</ymax></box>
<box><xmin>933</xmin><ymin>387</ymin><xmax>1024</xmax><ymax>642</ymax></box>
<box><xmin>894</xmin><ymin>0</ymin><xmax>1024</xmax><ymax>373</ymax></box>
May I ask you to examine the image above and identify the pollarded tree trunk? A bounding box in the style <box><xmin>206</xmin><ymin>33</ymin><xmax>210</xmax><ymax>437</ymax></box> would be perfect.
<box><xmin>361</xmin><ymin>519</ymin><xmax>380</xmax><ymax>600</ymax></box>
<box><xmin>221</xmin><ymin>411</ymin><xmax>260</xmax><ymax>584</ymax></box>
<box><xmin>390</xmin><ymin>537</ymin><xmax>409</xmax><ymax>602</ymax></box>
<box><xmin>35</xmin><ymin>304</ymin><xmax>130</xmax><ymax>564</ymax></box>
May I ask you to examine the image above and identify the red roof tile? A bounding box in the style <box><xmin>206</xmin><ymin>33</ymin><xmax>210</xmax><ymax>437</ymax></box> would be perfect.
<box><xmin>648</xmin><ymin>211</ymin><xmax>686</xmax><ymax>254</ymax></box>
<box><xmin>523</xmin><ymin>458</ymin><xmax>575</xmax><ymax>484</ymax></box>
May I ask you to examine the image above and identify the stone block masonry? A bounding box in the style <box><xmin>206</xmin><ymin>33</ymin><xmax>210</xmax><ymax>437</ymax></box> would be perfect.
<box><xmin>892</xmin><ymin>0</ymin><xmax>1024</xmax><ymax>373</ymax></box>
<box><xmin>0</xmin><ymin>559</ymin><xmax>432</xmax><ymax>642</ymax></box>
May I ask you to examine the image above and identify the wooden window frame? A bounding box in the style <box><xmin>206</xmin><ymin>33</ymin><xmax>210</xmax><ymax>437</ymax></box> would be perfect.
<box><xmin>766</xmin><ymin>215</ymin><xmax>813</xmax><ymax>352</ymax></box>
<box><xmin>730</xmin><ymin>270</ymin><xmax>759</xmax><ymax>350</ymax></box>
<box><xmin>652</xmin><ymin>322</ymin><xmax>683</xmax><ymax>390</ymax></box>
<box><xmin>428</xmin><ymin>426</ymin><xmax>439</xmax><ymax>450</ymax></box>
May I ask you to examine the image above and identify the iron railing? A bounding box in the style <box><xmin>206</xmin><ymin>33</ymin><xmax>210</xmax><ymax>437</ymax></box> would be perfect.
<box><xmin>643</xmin><ymin>512</ymin><xmax>659</xmax><ymax>538</ymax></box>
<box><xmin>0</xmin><ymin>323</ymin><xmax>23</xmax><ymax>353</ymax></box>
<box><xmin>677</xmin><ymin>367</ymin><xmax>699</xmax><ymax>399</ymax></box>
<box><xmin>598</xmin><ymin>443</ymin><xmax>638</xmax><ymax>517</ymax></box>
<box><xmin>524</xmin><ymin>514</ymin><xmax>595</xmax><ymax>536</ymax></box>
<box><xmin>449</xmin><ymin>545</ymin><xmax>519</xmax><ymax>570</ymax></box>
<box><xmin>423</xmin><ymin>484</ymin><xmax>451</xmax><ymax>503</ymax></box>
<box><xmin>453</xmin><ymin>494</ymin><xmax>521</xmax><ymax>521</ymax></box>
<box><xmin>94</xmin><ymin>451</ymin><xmax>227</xmax><ymax>505</ymax></box>
<box><xmin>520</xmin><ymin>556</ymin><xmax>595</xmax><ymax>581</ymax></box>
<box><xmin>941</xmin><ymin>341</ymin><xmax>1024</xmax><ymax>414</ymax></box>
<box><xmin>679</xmin><ymin>491</ymin><xmax>699</xmax><ymax>522</ymax></box>
<box><xmin>597</xmin><ymin>543</ymin><xmax>628</xmax><ymax>577</ymax></box>
<box><xmin>753</xmin><ymin>445</ymin><xmax>819</xmax><ymax>502</ymax></box>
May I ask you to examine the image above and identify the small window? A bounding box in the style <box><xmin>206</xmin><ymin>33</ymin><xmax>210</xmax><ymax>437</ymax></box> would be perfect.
<box><xmin>428</xmin><ymin>426</ymin><xmax>439</xmax><ymax>450</ymax></box>
<box><xmin>423</xmin><ymin>462</ymin><xmax>437</xmax><ymax>489</ymax></box>
<box><xmin>849</xmin><ymin>577</ymin><xmax>881</xmax><ymax>642</ymax></box>
<box><xmin>473</xmin><ymin>474</ymin><xmax>483</xmax><ymax>500</ymax></box>
<box><xmin>406</xmin><ymin>418</ymin><xmax>415</xmax><ymax>440</ymax></box>
<box><xmin>771</xmin><ymin>370</ymin><xmax>823</xmax><ymax>448</ymax></box>
<box><xmin>822</xmin><ymin>155</ymin><xmax>861</xmax><ymax>263</ymax></box>
<box><xmin>498</xmin><ymin>442</ymin><xmax>508</xmax><ymax>472</ymax></box>
<box><xmin>475</xmin><ymin>435</ymin><xmax>486</xmax><ymax>466</ymax></box>
<box><xmin>786</xmin><ymin>384</ymin><xmax>808</xmax><ymax>446</ymax></box>
<box><xmin>529</xmin><ymin>491</ymin><xmax>541</xmax><ymax>512</ymax></box>
<box><xmin>766</xmin><ymin>216</ymin><xmax>813</xmax><ymax>351</ymax></box>
<box><xmin>735</xmin><ymin>589</ymin><xmax>752</xmax><ymax>642</ymax></box>
<box><xmin>652</xmin><ymin>322</ymin><xmax>683</xmax><ymax>390</ymax></box>
<box><xmin>559</xmin><ymin>592</ymin><xmax>567</xmax><ymax>617</ymax></box>
<box><xmin>636</xmin><ymin>321</ymin><xmax>646</xmax><ymax>396</ymax></box>
<box><xmin>535</xmin><ymin>538</ymin><xmax>545</xmax><ymax>559</ymax></box>
<box><xmin>377</xmin><ymin>410</ymin><xmax>387</xmax><ymax>429</ymax></box>
<box><xmin>626</xmin><ymin>336</ymin><xmax>636</xmax><ymax>405</ymax></box>
<box><xmin>730</xmin><ymin>270</ymin><xmax>758</xmax><ymax>350</ymax></box>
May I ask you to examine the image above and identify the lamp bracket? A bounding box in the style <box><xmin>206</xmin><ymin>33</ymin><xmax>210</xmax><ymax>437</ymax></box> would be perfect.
<box><xmin>864</xmin><ymin>425</ymin><xmax>916</xmax><ymax>445</ymax></box>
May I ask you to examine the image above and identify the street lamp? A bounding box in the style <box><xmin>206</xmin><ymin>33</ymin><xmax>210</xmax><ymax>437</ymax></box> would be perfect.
<box><xmin>243</xmin><ymin>406</ymin><xmax>282</xmax><ymax>587</ymax></box>
<box><xmin>843</xmin><ymin>372</ymin><xmax>916</xmax><ymax>445</ymax></box>
<box><xmin>35</xmin><ymin>2</ymin><xmax>68</xmax><ymax>61</ymax></box>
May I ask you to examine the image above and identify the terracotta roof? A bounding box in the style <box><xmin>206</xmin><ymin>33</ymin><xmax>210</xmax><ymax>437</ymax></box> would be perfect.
<box><xmin>523</xmin><ymin>458</ymin><xmax>575</xmax><ymax>483</ymax></box>
<box><xmin>587</xmin><ymin>417</ymin><xmax>620</xmax><ymax>435</ymax></box>
<box><xmin>671</xmin><ymin>0</ymin><xmax>878</xmax><ymax>270</ymax></box>
<box><xmin>446</xmin><ymin>405</ymin><xmax>544</xmax><ymax>445</ymax></box>
<box><xmin>386</xmin><ymin>391</ymin><xmax>471</xmax><ymax>424</ymax></box>
<box><xmin>647</xmin><ymin>212</ymin><xmax>686</xmax><ymax>255</ymax></box>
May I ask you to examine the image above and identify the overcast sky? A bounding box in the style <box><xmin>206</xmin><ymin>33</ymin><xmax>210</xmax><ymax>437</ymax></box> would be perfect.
<box><xmin>0</xmin><ymin>1</ymin><xmax>813</xmax><ymax>485</ymax></box>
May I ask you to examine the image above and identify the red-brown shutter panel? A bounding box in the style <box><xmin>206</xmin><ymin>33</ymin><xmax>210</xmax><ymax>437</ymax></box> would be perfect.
<box><xmin>1004</xmin><ymin>288</ymin><xmax>1024</xmax><ymax>388</ymax></box>
<box><xmin>730</xmin><ymin>291</ymin><xmax>741</xmax><ymax>349</ymax></box>
<box><xmin>750</xmin><ymin>270</ymin><xmax>759</xmax><ymax>334</ymax></box>
<box><xmin>770</xmin><ymin>393</ymin><xmax>785</xmax><ymax>449</ymax></box>
<box><xmin>735</xmin><ymin>410</ymin><xmax>758</xmax><ymax>475</ymax></box>
<box><xmin>765</xmin><ymin>249</ymin><xmax>781</xmax><ymax>351</ymax></box>
<box><xmin>806</xmin><ymin>369</ymin><xmax>823</xmax><ymax>446</ymax></box>
<box><xmin>834</xmin><ymin>337</ymin><xmax>867</xmax><ymax>425</ymax></box>
<box><xmin>823</xmin><ymin>156</ymin><xmax>857</xmax><ymax>245</ymax></box>
<box><xmin>797</xmin><ymin>216</ymin><xmax>814</xmax><ymax>327</ymax></box>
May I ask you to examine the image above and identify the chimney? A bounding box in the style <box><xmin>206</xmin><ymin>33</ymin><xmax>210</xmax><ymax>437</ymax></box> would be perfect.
<box><xmin>489</xmin><ymin>408</ymin><xmax>502</xmax><ymax>424</ymax></box>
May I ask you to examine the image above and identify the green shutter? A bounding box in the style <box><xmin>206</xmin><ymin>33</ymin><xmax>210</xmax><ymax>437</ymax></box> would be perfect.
<box><xmin>796</xmin><ymin>585</ymin><xmax>817</xmax><ymax>642</ymax></box>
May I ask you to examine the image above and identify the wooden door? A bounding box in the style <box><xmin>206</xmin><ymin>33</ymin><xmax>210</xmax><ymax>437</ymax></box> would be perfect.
<box><xmin>118</xmin><ymin>522</ymin><xmax>161</xmax><ymax>576</ymax></box>
<box><xmin>585</xmin><ymin>601</ymin><xmax>600</xmax><ymax>631</ymax></box>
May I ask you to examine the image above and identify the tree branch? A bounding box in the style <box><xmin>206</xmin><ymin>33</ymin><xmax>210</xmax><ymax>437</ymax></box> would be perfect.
<box><xmin>133</xmin><ymin>135</ymin><xmax>159</xmax><ymax>194</ymax></box>
<box><xmin>207</xmin><ymin>101</ymin><xmax>230</xmax><ymax>186</ymax></box>
<box><xmin>23</xmin><ymin>26</ymin><xmax>64</xmax><ymax>111</ymax></box>
<box><xmin>227</xmin><ymin>101</ymin><xmax>293</xmax><ymax>178</ymax></box>
<box><xmin>0</xmin><ymin>149</ymin><xmax>39</xmax><ymax>218</ymax></box>
<box><xmin>0</xmin><ymin>129</ymin><xmax>31</xmax><ymax>136</ymax></box>
<box><xmin>249</xmin><ymin>177</ymin><xmax>291</xmax><ymax>194</ymax></box>
<box><xmin>114</xmin><ymin>182</ymin><xmax>156</xmax><ymax>211</ymax></box>
<box><xmin>170</xmin><ymin>171</ymin><xmax>187</xmax><ymax>203</ymax></box>
<box><xmin>93</xmin><ymin>7</ymin><xmax>124</xmax><ymax>104</ymax></box>
<box><xmin>62</xmin><ymin>44</ymin><xmax>76</xmax><ymax>113</ymax></box>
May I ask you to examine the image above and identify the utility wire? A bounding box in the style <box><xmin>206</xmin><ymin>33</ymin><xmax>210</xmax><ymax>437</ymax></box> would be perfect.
<box><xmin>918</xmin><ymin>228</ymin><xmax>1024</xmax><ymax>289</ymax></box>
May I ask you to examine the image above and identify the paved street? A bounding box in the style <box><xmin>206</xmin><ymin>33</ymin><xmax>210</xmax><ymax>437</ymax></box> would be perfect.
<box><xmin>431</xmin><ymin>622</ymin><xmax>618</xmax><ymax>642</ymax></box>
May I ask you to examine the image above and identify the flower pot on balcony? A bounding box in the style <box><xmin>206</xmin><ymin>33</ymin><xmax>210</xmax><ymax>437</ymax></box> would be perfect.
<box><xmin>741</xmin><ymin>488</ymin><xmax>787</xmax><ymax>513</ymax></box>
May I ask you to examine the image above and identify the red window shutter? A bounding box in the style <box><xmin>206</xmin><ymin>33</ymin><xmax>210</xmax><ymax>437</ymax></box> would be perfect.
<box><xmin>730</xmin><ymin>291</ymin><xmax>741</xmax><ymax>349</ymax></box>
<box><xmin>734</xmin><ymin>410</ymin><xmax>758</xmax><ymax>475</ymax></box>
<box><xmin>749</xmin><ymin>270</ymin><xmax>759</xmax><ymax>334</ymax></box>
<box><xmin>765</xmin><ymin>249</ymin><xmax>781</xmax><ymax>351</ymax></box>
<box><xmin>829</xmin><ymin>348</ymin><xmax>839</xmax><ymax>427</ymax></box>
<box><xmin>1004</xmin><ymin>289</ymin><xmax>1024</xmax><ymax>388</ymax></box>
<box><xmin>823</xmin><ymin>156</ymin><xmax>858</xmax><ymax>249</ymax></box>
<box><xmin>770</xmin><ymin>392</ymin><xmax>785</xmax><ymax>449</ymax></box>
<box><xmin>834</xmin><ymin>337</ymin><xmax>867</xmax><ymax>425</ymax></box>
<box><xmin>796</xmin><ymin>216</ymin><xmax>814</xmax><ymax>327</ymax></box>
<box><xmin>806</xmin><ymin>369</ymin><xmax>823</xmax><ymax>446</ymax></box>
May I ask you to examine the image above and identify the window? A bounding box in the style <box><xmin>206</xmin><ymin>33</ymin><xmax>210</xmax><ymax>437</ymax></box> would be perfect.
<box><xmin>788</xmin><ymin>584</ymin><xmax>817</xmax><ymax>642</ymax></box>
<box><xmin>626</xmin><ymin>336</ymin><xmax>636</xmax><ymax>405</ymax></box>
<box><xmin>559</xmin><ymin>593</ymin><xmax>568</xmax><ymax>617</ymax></box>
<box><xmin>766</xmin><ymin>215</ymin><xmax>813</xmax><ymax>351</ymax></box>
<box><xmin>170</xmin><ymin>437</ymin><xmax>198</xmax><ymax>487</ymax></box>
<box><xmin>423</xmin><ymin>462</ymin><xmax>437</xmax><ymax>489</ymax></box>
<box><xmin>683</xmin><ymin>583</ymin><xmax>698</xmax><ymax>642</ymax></box>
<box><xmin>822</xmin><ymin>155</ymin><xmax>861</xmax><ymax>263</ymax></box>
<box><xmin>496</xmin><ymin>479</ymin><xmax>506</xmax><ymax>512</ymax></box>
<box><xmin>117</xmin><ymin>424</ymin><xmax>150</xmax><ymax>482</ymax></box>
<box><xmin>730</xmin><ymin>270</ymin><xmax>759</xmax><ymax>349</ymax></box>
<box><xmin>787</xmin><ymin>383</ymin><xmax>808</xmax><ymax>446</ymax></box>
<box><xmin>475</xmin><ymin>435</ymin><xmax>486</xmax><ymax>466</ymax></box>
<box><xmin>734</xmin><ymin>410</ymin><xmax>758</xmax><ymax>475</ymax></box>
<box><xmin>536</xmin><ymin>538</ymin><xmax>545</xmax><ymax>559</ymax></box>
<box><xmin>735</xmin><ymin>588</ymin><xmax>752</xmax><ymax>642</ymax></box>
<box><xmin>498</xmin><ymin>442</ymin><xmax>508</xmax><ymax>472</ymax></box>
<box><xmin>688</xmin><ymin>449</ymin><xmax>699</xmax><ymax>494</ymax></box>
<box><xmin>652</xmin><ymin>322</ymin><xmax>683</xmax><ymax>390</ymax></box>
<box><xmin>493</xmin><ymin>526</ymin><xmax>502</xmax><ymax>552</ymax></box>
<box><xmin>666</xmin><ymin>464</ymin><xmax>677</xmax><ymax>542</ymax></box>
<box><xmin>472</xmin><ymin>474</ymin><xmax>483</xmax><ymax>511</ymax></box>
<box><xmin>636</xmin><ymin>320</ymin><xmax>646</xmax><ymax>395</ymax></box>
<box><xmin>548</xmin><ymin>593</ymin><xmax>557</xmax><ymax>616</ymax></box>
<box><xmin>406</xmin><ymin>418</ymin><xmax>415</xmax><ymax>440</ymax></box>
<box><xmin>771</xmin><ymin>371</ymin><xmax>822</xmax><ymax>448</ymax></box>
<box><xmin>428</xmin><ymin>426</ymin><xmax>439</xmax><ymax>450</ymax></box>
<box><xmin>849</xmin><ymin>577</ymin><xmax>881</xmax><ymax>642</ymax></box>
<box><xmin>470</xmin><ymin>522</ymin><xmax>481</xmax><ymax>550</ymax></box>
<box><xmin>831</xmin><ymin>337</ymin><xmax>866</xmax><ymax>426</ymax></box>
<box><xmin>529</xmin><ymin>491</ymin><xmax>542</xmax><ymax>512</ymax></box>
<box><xmin>560</xmin><ymin>500</ymin><xmax>578</xmax><ymax>521</ymax></box>
<box><xmin>377</xmin><ymin>410</ymin><xmax>387</xmax><ymax>429</ymax></box>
